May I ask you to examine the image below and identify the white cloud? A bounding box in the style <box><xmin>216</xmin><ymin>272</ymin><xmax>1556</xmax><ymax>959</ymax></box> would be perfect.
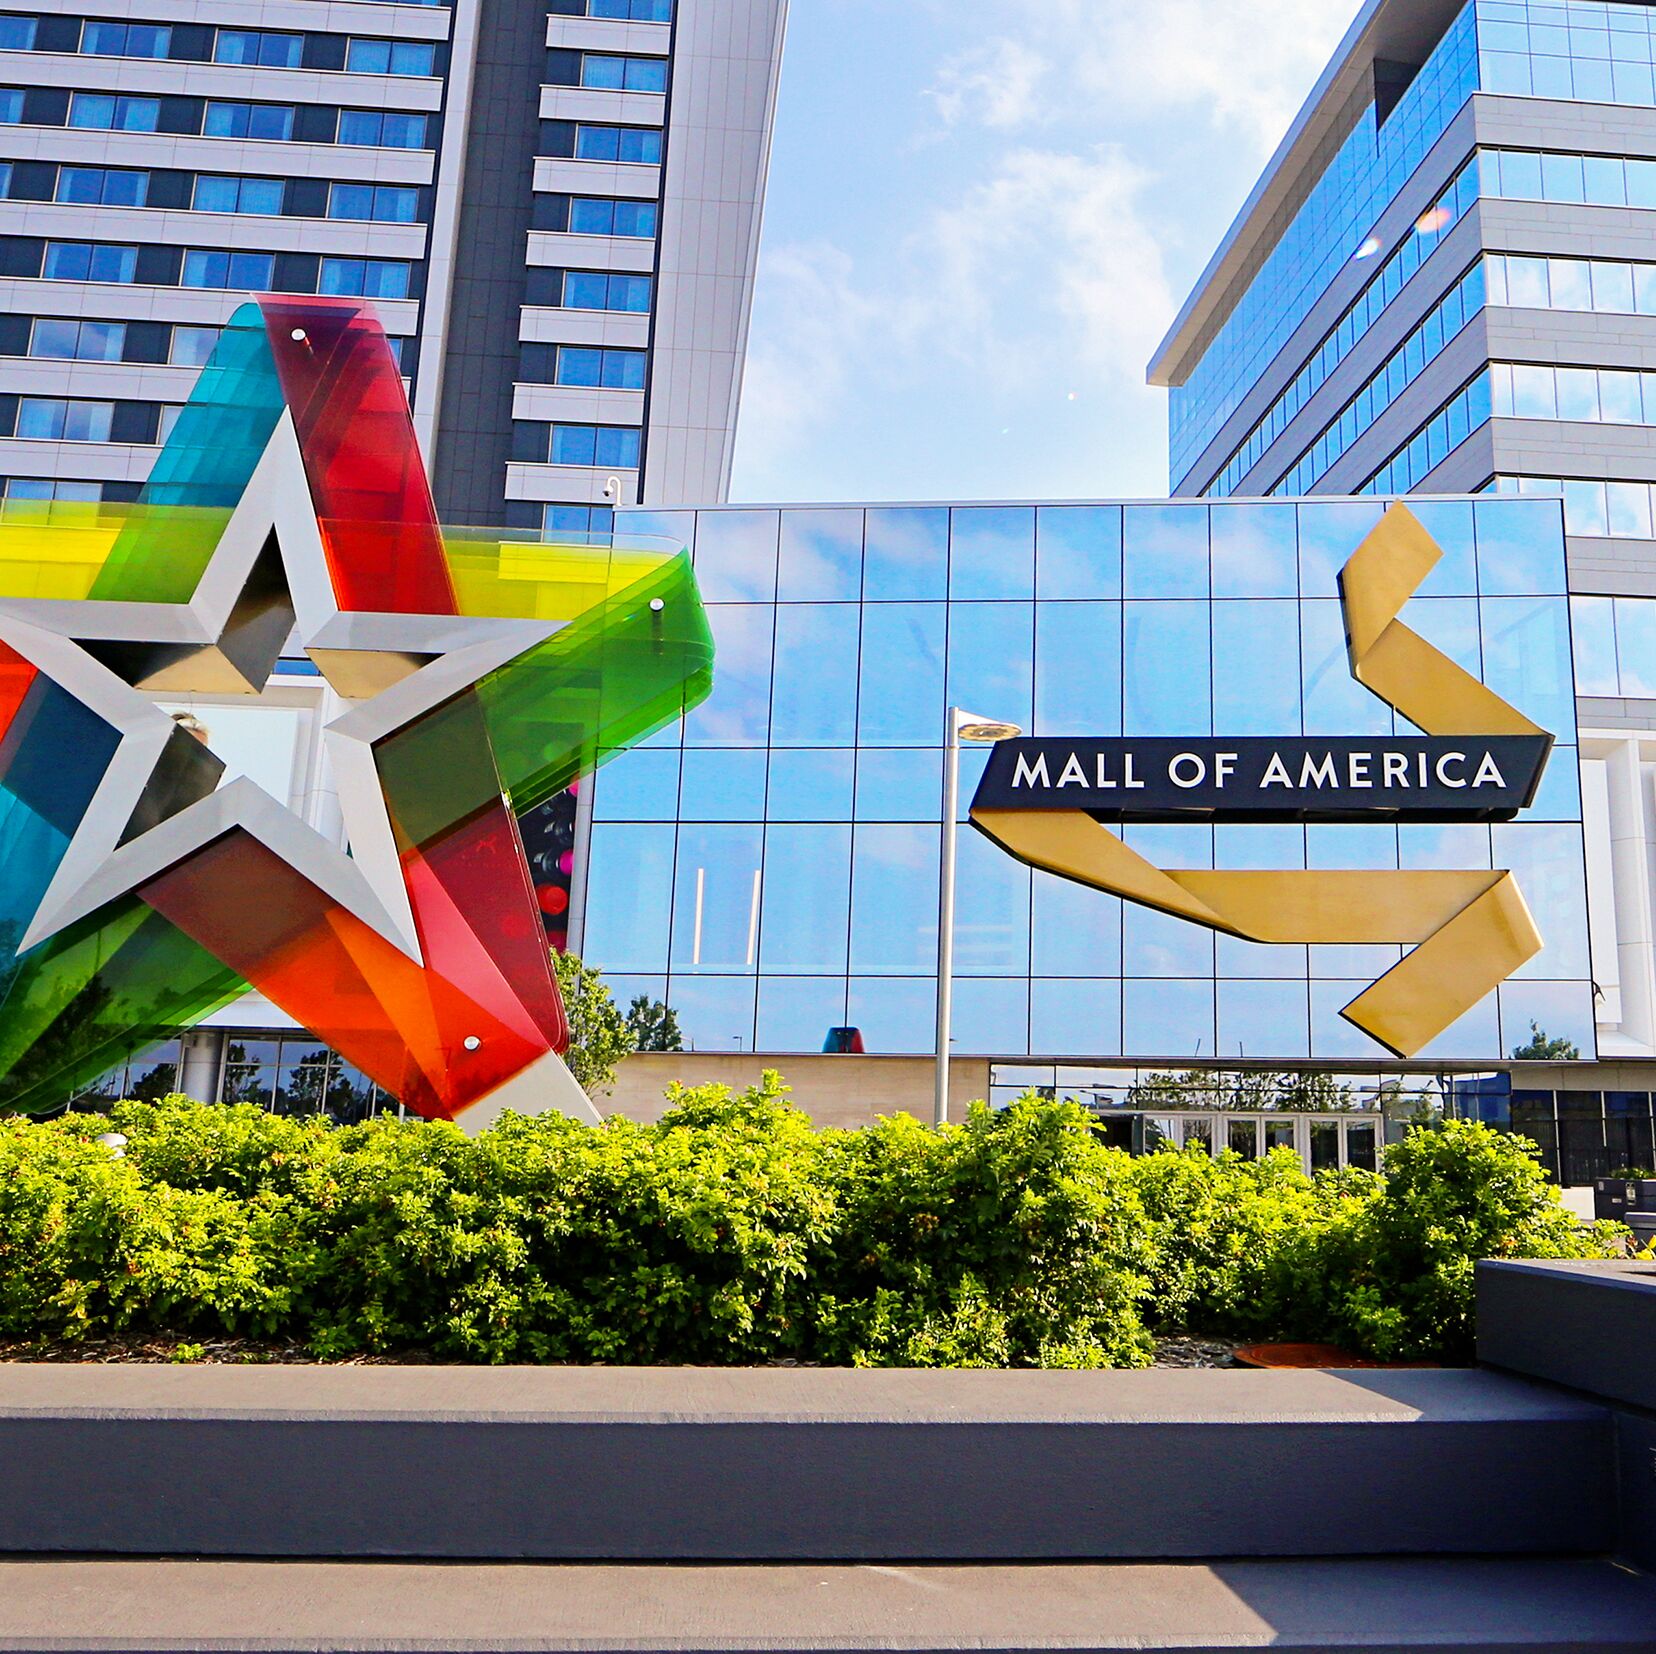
<box><xmin>931</xmin><ymin>147</ymin><xmax>1173</xmax><ymax>382</ymax></box>
<box><xmin>1057</xmin><ymin>0</ymin><xmax>1352</xmax><ymax>155</ymax></box>
<box><xmin>738</xmin><ymin>146</ymin><xmax>1174</xmax><ymax>492</ymax></box>
<box><xmin>734</xmin><ymin>240</ymin><xmax>886</xmax><ymax>488</ymax></box>
<box><xmin>925</xmin><ymin>36</ymin><xmax>1048</xmax><ymax>129</ymax></box>
<box><xmin>734</xmin><ymin>0</ymin><xmax>1367</xmax><ymax>498</ymax></box>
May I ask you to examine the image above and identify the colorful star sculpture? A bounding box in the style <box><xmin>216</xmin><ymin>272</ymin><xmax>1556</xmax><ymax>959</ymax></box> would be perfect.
<box><xmin>0</xmin><ymin>296</ymin><xmax>713</xmax><ymax>1125</ymax></box>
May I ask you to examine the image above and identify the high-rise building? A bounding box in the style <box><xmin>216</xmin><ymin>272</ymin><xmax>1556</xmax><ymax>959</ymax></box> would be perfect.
<box><xmin>0</xmin><ymin>0</ymin><xmax>787</xmax><ymax>527</ymax></box>
<box><xmin>1151</xmin><ymin>0</ymin><xmax>1656</xmax><ymax>1170</ymax></box>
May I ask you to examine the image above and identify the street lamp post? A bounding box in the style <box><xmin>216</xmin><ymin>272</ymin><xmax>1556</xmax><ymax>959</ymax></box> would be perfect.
<box><xmin>936</xmin><ymin>707</ymin><xmax>1023</xmax><ymax>1127</ymax></box>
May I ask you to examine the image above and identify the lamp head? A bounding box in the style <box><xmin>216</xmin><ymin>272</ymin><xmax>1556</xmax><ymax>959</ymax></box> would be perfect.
<box><xmin>956</xmin><ymin>715</ymin><xmax>1022</xmax><ymax>744</ymax></box>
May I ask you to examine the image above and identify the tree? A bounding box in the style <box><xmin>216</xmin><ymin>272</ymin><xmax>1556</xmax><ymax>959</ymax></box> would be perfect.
<box><xmin>1125</xmin><ymin>1068</ymin><xmax>1357</xmax><ymax>1112</ymax></box>
<box><xmin>551</xmin><ymin>950</ymin><xmax>635</xmax><ymax>1095</ymax></box>
<box><xmin>1510</xmin><ymin>1021</ymin><xmax>1581</xmax><ymax>1061</ymax></box>
<box><xmin>627</xmin><ymin>993</ymin><xmax>684</xmax><ymax>1053</ymax></box>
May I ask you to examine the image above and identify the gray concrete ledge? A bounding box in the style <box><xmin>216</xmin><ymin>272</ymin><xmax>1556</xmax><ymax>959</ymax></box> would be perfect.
<box><xmin>1477</xmin><ymin>1260</ymin><xmax>1656</xmax><ymax>1414</ymax></box>
<box><xmin>0</xmin><ymin>1557</ymin><xmax>1653</xmax><ymax>1652</ymax></box>
<box><xmin>0</xmin><ymin>1366</ymin><xmax>1613</xmax><ymax>1561</ymax></box>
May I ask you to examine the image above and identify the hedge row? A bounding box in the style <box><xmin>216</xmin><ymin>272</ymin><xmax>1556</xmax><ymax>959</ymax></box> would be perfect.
<box><xmin>0</xmin><ymin>1078</ymin><xmax>1624</xmax><ymax>1366</ymax></box>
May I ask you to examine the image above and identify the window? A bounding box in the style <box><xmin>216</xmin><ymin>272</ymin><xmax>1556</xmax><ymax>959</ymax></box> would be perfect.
<box><xmin>549</xmin><ymin>424</ymin><xmax>641</xmax><ymax>468</ymax></box>
<box><xmin>182</xmin><ymin>249</ymin><xmax>275</xmax><ymax>289</ymax></box>
<box><xmin>156</xmin><ymin>405</ymin><xmax>181</xmax><ymax>444</ymax></box>
<box><xmin>169</xmin><ymin>326</ymin><xmax>219</xmax><ymax>367</ymax></box>
<box><xmin>344</xmin><ymin>38</ymin><xmax>435</xmax><ymax>76</ymax></box>
<box><xmin>319</xmin><ymin>256</ymin><xmax>411</xmax><ymax>298</ymax></box>
<box><xmin>1360</xmin><ymin>371</ymin><xmax>1492</xmax><ymax>497</ymax></box>
<box><xmin>0</xmin><ymin>161</ymin><xmax>10</xmax><ymax>197</ymax></box>
<box><xmin>581</xmin><ymin>54</ymin><xmax>667</xmax><ymax>92</ymax></box>
<box><xmin>68</xmin><ymin>93</ymin><xmax>160</xmax><ymax>132</ymax></box>
<box><xmin>568</xmin><ymin>197</ymin><xmax>658</xmax><ymax>238</ymax></box>
<box><xmin>574</xmin><ymin>124</ymin><xmax>662</xmax><ymax>164</ymax></box>
<box><xmin>337</xmin><ymin>109</ymin><xmax>427</xmax><ymax>148</ymax></box>
<box><xmin>205</xmin><ymin>101</ymin><xmax>295</xmax><ymax>141</ymax></box>
<box><xmin>80</xmin><ymin>21</ymin><xmax>169</xmax><ymax>57</ymax></box>
<box><xmin>543</xmin><ymin>503</ymin><xmax>615</xmax><ymax>536</ymax></box>
<box><xmin>213</xmin><ymin>30</ymin><xmax>301</xmax><ymax>68</ymax></box>
<box><xmin>28</xmin><ymin>317</ymin><xmax>125</xmax><ymax>361</ymax></box>
<box><xmin>554</xmin><ymin>345</ymin><xmax>646</xmax><ymax>389</ymax></box>
<box><xmin>0</xmin><ymin>16</ymin><xmax>35</xmax><ymax>50</ymax></box>
<box><xmin>560</xmin><ymin>270</ymin><xmax>651</xmax><ymax>311</ymax></box>
<box><xmin>1491</xmin><ymin>362</ymin><xmax>1656</xmax><ymax>428</ymax></box>
<box><xmin>557</xmin><ymin>0</ymin><xmax>671</xmax><ymax>16</ymax></box>
<box><xmin>43</xmin><ymin>242</ymin><xmax>137</xmax><ymax>283</ymax></box>
<box><xmin>0</xmin><ymin>87</ymin><xmax>21</xmax><ymax>122</ymax></box>
<box><xmin>4</xmin><ymin>477</ymin><xmax>101</xmax><ymax>502</ymax></box>
<box><xmin>17</xmin><ymin>398</ymin><xmax>114</xmax><ymax>441</ymax></box>
<box><xmin>55</xmin><ymin>167</ymin><xmax>148</xmax><ymax>206</ymax></box>
<box><xmin>1483</xmin><ymin>146</ymin><xmax>1656</xmax><ymax>210</ymax></box>
<box><xmin>1505</xmin><ymin>475</ymin><xmax>1656</xmax><ymax>541</ymax></box>
<box><xmin>193</xmin><ymin>175</ymin><xmax>284</xmax><ymax>215</ymax></box>
<box><xmin>326</xmin><ymin>182</ymin><xmax>417</xmax><ymax>222</ymax></box>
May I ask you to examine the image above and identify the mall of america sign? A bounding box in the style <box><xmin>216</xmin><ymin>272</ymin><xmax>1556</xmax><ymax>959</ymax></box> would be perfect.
<box><xmin>981</xmin><ymin>736</ymin><xmax>1548</xmax><ymax>820</ymax></box>
<box><xmin>972</xmin><ymin>504</ymin><xmax>1556</xmax><ymax>1061</ymax></box>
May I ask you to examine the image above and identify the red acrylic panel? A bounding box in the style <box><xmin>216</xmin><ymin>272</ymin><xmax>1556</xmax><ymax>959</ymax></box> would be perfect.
<box><xmin>140</xmin><ymin>831</ymin><xmax>556</xmax><ymax>1120</ymax></box>
<box><xmin>402</xmin><ymin>797</ymin><xmax>569</xmax><ymax>1056</ymax></box>
<box><xmin>260</xmin><ymin>297</ymin><xmax>457</xmax><ymax>617</ymax></box>
<box><xmin>0</xmin><ymin>643</ymin><xmax>38</xmax><ymax>744</ymax></box>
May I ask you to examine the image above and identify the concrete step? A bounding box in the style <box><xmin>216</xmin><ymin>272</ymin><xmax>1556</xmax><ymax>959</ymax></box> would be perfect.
<box><xmin>0</xmin><ymin>1556</ymin><xmax>1652</xmax><ymax>1651</ymax></box>
<box><xmin>1477</xmin><ymin>1260</ymin><xmax>1656</xmax><ymax>1575</ymax></box>
<box><xmin>0</xmin><ymin>1364</ymin><xmax>1614</xmax><ymax>1560</ymax></box>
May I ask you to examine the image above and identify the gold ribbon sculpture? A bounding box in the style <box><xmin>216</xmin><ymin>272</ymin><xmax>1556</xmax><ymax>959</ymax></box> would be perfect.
<box><xmin>972</xmin><ymin>504</ymin><xmax>1548</xmax><ymax>1058</ymax></box>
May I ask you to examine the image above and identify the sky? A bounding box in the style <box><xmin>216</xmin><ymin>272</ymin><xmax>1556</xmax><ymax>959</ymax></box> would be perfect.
<box><xmin>728</xmin><ymin>0</ymin><xmax>1364</xmax><ymax>506</ymax></box>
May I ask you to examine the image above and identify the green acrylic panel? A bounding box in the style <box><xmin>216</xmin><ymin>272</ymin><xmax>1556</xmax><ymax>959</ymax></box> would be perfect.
<box><xmin>0</xmin><ymin>897</ymin><xmax>247</xmax><ymax>1114</ymax></box>
<box><xmin>475</xmin><ymin>550</ymin><xmax>714</xmax><ymax>814</ymax></box>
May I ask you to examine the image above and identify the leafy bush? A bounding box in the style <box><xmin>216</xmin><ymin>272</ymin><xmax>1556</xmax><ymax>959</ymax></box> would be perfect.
<box><xmin>0</xmin><ymin>1087</ymin><xmax>1625</xmax><ymax>1364</ymax></box>
<box><xmin>811</xmin><ymin>1102</ymin><xmax>1155</xmax><ymax>1368</ymax></box>
<box><xmin>1128</xmin><ymin>1142</ymin><xmax>1367</xmax><ymax>1336</ymax></box>
<box><xmin>1316</xmin><ymin>1118</ymin><xmax>1624</xmax><ymax>1362</ymax></box>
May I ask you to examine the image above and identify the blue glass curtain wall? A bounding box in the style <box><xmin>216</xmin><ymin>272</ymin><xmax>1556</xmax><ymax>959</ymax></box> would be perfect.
<box><xmin>595</xmin><ymin>499</ymin><xmax>1588</xmax><ymax>1065</ymax></box>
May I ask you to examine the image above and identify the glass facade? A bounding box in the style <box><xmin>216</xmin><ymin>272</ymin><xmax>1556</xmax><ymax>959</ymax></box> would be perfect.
<box><xmin>1205</xmin><ymin>165</ymin><xmax>1479</xmax><ymax>499</ymax></box>
<box><xmin>1263</xmin><ymin>259</ymin><xmax>1487</xmax><ymax>498</ymax></box>
<box><xmin>592</xmin><ymin>498</ymin><xmax>1589</xmax><ymax>1065</ymax></box>
<box><xmin>1497</xmin><ymin>474</ymin><xmax>1656</xmax><ymax>537</ymax></box>
<box><xmin>1487</xmin><ymin>1087</ymin><xmax>1656</xmax><ymax>1184</ymax></box>
<box><xmin>1569</xmin><ymin>595</ymin><xmax>1656</xmax><ymax>696</ymax></box>
<box><xmin>1360</xmin><ymin>371</ymin><xmax>1493</xmax><ymax>495</ymax></box>
<box><xmin>1169</xmin><ymin>1</ymin><xmax>1480</xmax><ymax>482</ymax></box>
<box><xmin>1177</xmin><ymin>0</ymin><xmax>1656</xmax><ymax>494</ymax></box>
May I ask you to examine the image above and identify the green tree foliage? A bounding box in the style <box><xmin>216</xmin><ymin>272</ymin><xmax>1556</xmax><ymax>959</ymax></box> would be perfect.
<box><xmin>550</xmin><ymin>950</ymin><xmax>635</xmax><ymax>1095</ymax></box>
<box><xmin>626</xmin><ymin>994</ymin><xmax>684</xmax><ymax>1053</ymax></box>
<box><xmin>1126</xmin><ymin>1069</ymin><xmax>1356</xmax><ymax>1112</ymax></box>
<box><xmin>1510</xmin><ymin>1021</ymin><xmax>1582</xmax><ymax>1060</ymax></box>
<box><xmin>0</xmin><ymin>1093</ymin><xmax>1624</xmax><ymax>1364</ymax></box>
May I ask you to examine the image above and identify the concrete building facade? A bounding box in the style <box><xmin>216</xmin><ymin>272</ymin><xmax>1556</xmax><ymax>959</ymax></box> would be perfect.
<box><xmin>0</xmin><ymin>0</ymin><xmax>786</xmax><ymax>529</ymax></box>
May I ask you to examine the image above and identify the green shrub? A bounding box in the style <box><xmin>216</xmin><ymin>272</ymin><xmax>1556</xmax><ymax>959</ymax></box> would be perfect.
<box><xmin>1316</xmin><ymin>1118</ymin><xmax>1625</xmax><ymax>1362</ymax></box>
<box><xmin>812</xmin><ymin>1101</ymin><xmax>1154</xmax><ymax>1368</ymax></box>
<box><xmin>1129</xmin><ymin>1142</ymin><xmax>1367</xmax><ymax>1337</ymax></box>
<box><xmin>0</xmin><ymin>1090</ymin><xmax>1626</xmax><ymax>1365</ymax></box>
<box><xmin>0</xmin><ymin>1113</ymin><xmax>302</xmax><ymax>1341</ymax></box>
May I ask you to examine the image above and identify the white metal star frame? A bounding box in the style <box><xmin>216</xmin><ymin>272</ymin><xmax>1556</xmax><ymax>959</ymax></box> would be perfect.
<box><xmin>0</xmin><ymin>408</ymin><xmax>597</xmax><ymax>1128</ymax></box>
